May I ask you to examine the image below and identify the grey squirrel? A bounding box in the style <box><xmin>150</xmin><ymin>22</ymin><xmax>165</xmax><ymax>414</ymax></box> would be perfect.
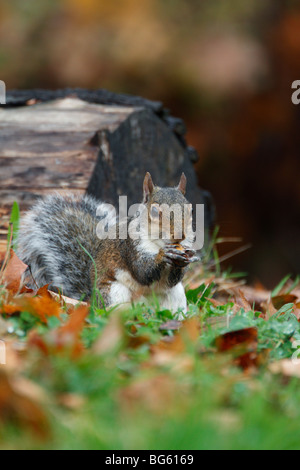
<box><xmin>17</xmin><ymin>172</ymin><xmax>198</xmax><ymax>314</ymax></box>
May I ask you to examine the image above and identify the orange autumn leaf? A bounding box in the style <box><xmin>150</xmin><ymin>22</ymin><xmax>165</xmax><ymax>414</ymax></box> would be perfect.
<box><xmin>151</xmin><ymin>317</ymin><xmax>200</xmax><ymax>357</ymax></box>
<box><xmin>1</xmin><ymin>289</ymin><xmax>61</xmax><ymax>323</ymax></box>
<box><xmin>0</xmin><ymin>370</ymin><xmax>49</xmax><ymax>439</ymax></box>
<box><xmin>26</xmin><ymin>295</ymin><xmax>61</xmax><ymax>323</ymax></box>
<box><xmin>0</xmin><ymin>250</ymin><xmax>28</xmax><ymax>294</ymax></box>
<box><xmin>272</xmin><ymin>294</ymin><xmax>298</xmax><ymax>310</ymax></box>
<box><xmin>1</xmin><ymin>303</ymin><xmax>22</xmax><ymax>315</ymax></box>
<box><xmin>58</xmin><ymin>304</ymin><xmax>89</xmax><ymax>337</ymax></box>
<box><xmin>29</xmin><ymin>304</ymin><xmax>89</xmax><ymax>357</ymax></box>
<box><xmin>93</xmin><ymin>313</ymin><xmax>124</xmax><ymax>355</ymax></box>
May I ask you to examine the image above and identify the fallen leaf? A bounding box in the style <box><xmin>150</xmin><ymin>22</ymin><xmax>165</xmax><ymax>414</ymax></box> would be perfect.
<box><xmin>29</xmin><ymin>304</ymin><xmax>89</xmax><ymax>357</ymax></box>
<box><xmin>51</xmin><ymin>304</ymin><xmax>89</xmax><ymax>357</ymax></box>
<box><xmin>0</xmin><ymin>339</ymin><xmax>27</xmax><ymax>373</ymax></box>
<box><xmin>93</xmin><ymin>313</ymin><xmax>123</xmax><ymax>354</ymax></box>
<box><xmin>0</xmin><ymin>250</ymin><xmax>28</xmax><ymax>294</ymax></box>
<box><xmin>238</xmin><ymin>285</ymin><xmax>271</xmax><ymax>311</ymax></box>
<box><xmin>1</xmin><ymin>287</ymin><xmax>62</xmax><ymax>323</ymax></box>
<box><xmin>120</xmin><ymin>375</ymin><xmax>179</xmax><ymax>413</ymax></box>
<box><xmin>49</xmin><ymin>291</ymin><xmax>88</xmax><ymax>309</ymax></box>
<box><xmin>216</xmin><ymin>327</ymin><xmax>258</xmax><ymax>352</ymax></box>
<box><xmin>234</xmin><ymin>289</ymin><xmax>253</xmax><ymax>311</ymax></box>
<box><xmin>58</xmin><ymin>304</ymin><xmax>89</xmax><ymax>337</ymax></box>
<box><xmin>261</xmin><ymin>299</ymin><xmax>278</xmax><ymax>319</ymax></box>
<box><xmin>0</xmin><ymin>370</ymin><xmax>49</xmax><ymax>439</ymax></box>
<box><xmin>272</xmin><ymin>294</ymin><xmax>298</xmax><ymax>310</ymax></box>
<box><xmin>151</xmin><ymin>317</ymin><xmax>200</xmax><ymax>357</ymax></box>
<box><xmin>215</xmin><ymin>327</ymin><xmax>259</xmax><ymax>371</ymax></box>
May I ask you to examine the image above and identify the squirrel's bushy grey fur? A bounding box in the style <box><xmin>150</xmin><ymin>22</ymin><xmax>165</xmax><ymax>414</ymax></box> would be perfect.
<box><xmin>17</xmin><ymin>173</ymin><xmax>197</xmax><ymax>313</ymax></box>
<box><xmin>17</xmin><ymin>193</ymin><xmax>115</xmax><ymax>299</ymax></box>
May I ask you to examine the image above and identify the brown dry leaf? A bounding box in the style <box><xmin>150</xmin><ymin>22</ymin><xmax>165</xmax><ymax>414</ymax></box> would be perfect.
<box><xmin>181</xmin><ymin>317</ymin><xmax>201</xmax><ymax>343</ymax></box>
<box><xmin>59</xmin><ymin>304</ymin><xmax>89</xmax><ymax>336</ymax></box>
<box><xmin>150</xmin><ymin>348</ymin><xmax>195</xmax><ymax>374</ymax></box>
<box><xmin>51</xmin><ymin>304</ymin><xmax>89</xmax><ymax>356</ymax></box>
<box><xmin>126</xmin><ymin>323</ymin><xmax>148</xmax><ymax>348</ymax></box>
<box><xmin>1</xmin><ymin>302</ymin><xmax>23</xmax><ymax>316</ymax></box>
<box><xmin>238</xmin><ymin>285</ymin><xmax>270</xmax><ymax>311</ymax></box>
<box><xmin>234</xmin><ymin>289</ymin><xmax>253</xmax><ymax>311</ymax></box>
<box><xmin>19</xmin><ymin>286</ymin><xmax>35</xmax><ymax>295</ymax></box>
<box><xmin>36</xmin><ymin>285</ymin><xmax>52</xmax><ymax>298</ymax></box>
<box><xmin>0</xmin><ymin>250</ymin><xmax>28</xmax><ymax>294</ymax></box>
<box><xmin>261</xmin><ymin>299</ymin><xmax>278</xmax><ymax>319</ymax></box>
<box><xmin>120</xmin><ymin>375</ymin><xmax>178</xmax><ymax>413</ymax></box>
<box><xmin>0</xmin><ymin>370</ymin><xmax>49</xmax><ymax>439</ymax></box>
<box><xmin>234</xmin><ymin>351</ymin><xmax>264</xmax><ymax>371</ymax></box>
<box><xmin>154</xmin><ymin>318</ymin><xmax>200</xmax><ymax>356</ymax></box>
<box><xmin>28</xmin><ymin>331</ymin><xmax>49</xmax><ymax>356</ymax></box>
<box><xmin>215</xmin><ymin>327</ymin><xmax>260</xmax><ymax>371</ymax></box>
<box><xmin>11</xmin><ymin>376</ymin><xmax>48</xmax><ymax>404</ymax></box>
<box><xmin>27</xmin><ymin>295</ymin><xmax>62</xmax><ymax>323</ymax></box>
<box><xmin>272</xmin><ymin>294</ymin><xmax>298</xmax><ymax>310</ymax></box>
<box><xmin>216</xmin><ymin>327</ymin><xmax>258</xmax><ymax>352</ymax></box>
<box><xmin>93</xmin><ymin>313</ymin><xmax>123</xmax><ymax>355</ymax></box>
<box><xmin>1</xmin><ymin>293</ymin><xmax>62</xmax><ymax>322</ymax></box>
<box><xmin>29</xmin><ymin>305</ymin><xmax>89</xmax><ymax>358</ymax></box>
<box><xmin>49</xmin><ymin>291</ymin><xmax>88</xmax><ymax>310</ymax></box>
<box><xmin>1</xmin><ymin>284</ymin><xmax>62</xmax><ymax>322</ymax></box>
<box><xmin>0</xmin><ymin>339</ymin><xmax>27</xmax><ymax>373</ymax></box>
<box><xmin>127</xmin><ymin>333</ymin><xmax>150</xmax><ymax>349</ymax></box>
<box><xmin>151</xmin><ymin>334</ymin><xmax>185</xmax><ymax>356</ymax></box>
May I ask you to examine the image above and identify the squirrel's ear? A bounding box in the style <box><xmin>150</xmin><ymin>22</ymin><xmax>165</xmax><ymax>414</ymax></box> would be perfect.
<box><xmin>177</xmin><ymin>173</ymin><xmax>187</xmax><ymax>195</ymax></box>
<box><xmin>143</xmin><ymin>172</ymin><xmax>154</xmax><ymax>203</ymax></box>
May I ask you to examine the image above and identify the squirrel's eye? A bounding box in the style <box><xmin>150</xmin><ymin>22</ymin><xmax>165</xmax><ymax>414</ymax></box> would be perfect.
<box><xmin>150</xmin><ymin>205</ymin><xmax>160</xmax><ymax>219</ymax></box>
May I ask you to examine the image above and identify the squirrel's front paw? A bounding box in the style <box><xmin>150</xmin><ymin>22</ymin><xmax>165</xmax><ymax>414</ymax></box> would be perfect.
<box><xmin>164</xmin><ymin>245</ymin><xmax>199</xmax><ymax>268</ymax></box>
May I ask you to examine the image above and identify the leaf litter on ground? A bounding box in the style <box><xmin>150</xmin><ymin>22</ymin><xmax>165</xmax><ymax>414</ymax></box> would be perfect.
<box><xmin>0</xmin><ymin>236</ymin><xmax>300</xmax><ymax>447</ymax></box>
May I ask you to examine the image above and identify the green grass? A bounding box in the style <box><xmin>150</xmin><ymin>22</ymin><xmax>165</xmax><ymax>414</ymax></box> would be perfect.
<box><xmin>1</xmin><ymin>204</ymin><xmax>300</xmax><ymax>449</ymax></box>
<box><xmin>0</xmin><ymin>278</ymin><xmax>300</xmax><ymax>450</ymax></box>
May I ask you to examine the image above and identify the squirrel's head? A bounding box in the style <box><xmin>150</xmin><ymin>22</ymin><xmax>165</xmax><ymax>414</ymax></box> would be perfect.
<box><xmin>142</xmin><ymin>172</ymin><xmax>193</xmax><ymax>244</ymax></box>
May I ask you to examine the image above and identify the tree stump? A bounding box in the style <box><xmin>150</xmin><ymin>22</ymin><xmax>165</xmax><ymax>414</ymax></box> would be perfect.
<box><xmin>0</xmin><ymin>89</ymin><xmax>214</xmax><ymax>256</ymax></box>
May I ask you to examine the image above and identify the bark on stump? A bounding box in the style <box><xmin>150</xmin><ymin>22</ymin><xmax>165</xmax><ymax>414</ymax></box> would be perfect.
<box><xmin>0</xmin><ymin>89</ymin><xmax>214</xmax><ymax>256</ymax></box>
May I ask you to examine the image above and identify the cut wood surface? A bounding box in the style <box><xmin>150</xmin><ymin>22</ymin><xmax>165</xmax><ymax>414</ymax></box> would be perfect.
<box><xmin>0</xmin><ymin>89</ymin><xmax>214</xmax><ymax>256</ymax></box>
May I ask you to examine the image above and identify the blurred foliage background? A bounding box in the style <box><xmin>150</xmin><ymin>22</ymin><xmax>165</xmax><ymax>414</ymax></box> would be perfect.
<box><xmin>0</xmin><ymin>0</ymin><xmax>299</xmax><ymax>287</ymax></box>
